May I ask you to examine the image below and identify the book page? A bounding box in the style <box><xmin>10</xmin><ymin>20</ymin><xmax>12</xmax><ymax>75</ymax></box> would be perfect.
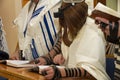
<box><xmin>6</xmin><ymin>60</ymin><xmax>36</xmax><ymax>68</ymax></box>
<box><xmin>6</xmin><ymin>60</ymin><xmax>29</xmax><ymax>65</ymax></box>
<box><xmin>38</xmin><ymin>65</ymin><xmax>65</xmax><ymax>69</ymax></box>
<box><xmin>29</xmin><ymin>65</ymin><xmax>65</xmax><ymax>74</ymax></box>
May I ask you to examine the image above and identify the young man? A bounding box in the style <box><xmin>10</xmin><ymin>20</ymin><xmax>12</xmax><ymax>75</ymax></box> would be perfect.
<box><xmin>95</xmin><ymin>17</ymin><xmax>120</xmax><ymax>80</ymax></box>
<box><xmin>11</xmin><ymin>0</ymin><xmax>61</xmax><ymax>60</ymax></box>
<box><xmin>31</xmin><ymin>1</ymin><xmax>110</xmax><ymax>80</ymax></box>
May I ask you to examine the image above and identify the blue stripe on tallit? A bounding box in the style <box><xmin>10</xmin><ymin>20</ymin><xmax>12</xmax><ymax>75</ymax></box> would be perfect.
<box><xmin>30</xmin><ymin>39</ymin><xmax>39</xmax><ymax>59</ymax></box>
<box><xmin>23</xmin><ymin>6</ymin><xmax>44</xmax><ymax>37</ymax></box>
<box><xmin>48</xmin><ymin>11</ymin><xmax>57</xmax><ymax>38</ymax></box>
<box><xmin>43</xmin><ymin>15</ymin><xmax>54</xmax><ymax>46</ymax></box>
<box><xmin>39</xmin><ymin>22</ymin><xmax>50</xmax><ymax>51</ymax></box>
<box><xmin>32</xmin><ymin>6</ymin><xmax>44</xmax><ymax>18</ymax></box>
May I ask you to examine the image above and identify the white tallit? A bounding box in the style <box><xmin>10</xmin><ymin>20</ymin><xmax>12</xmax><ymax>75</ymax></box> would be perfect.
<box><xmin>62</xmin><ymin>17</ymin><xmax>110</xmax><ymax>80</ymax></box>
<box><xmin>0</xmin><ymin>17</ymin><xmax>9</xmax><ymax>53</ymax></box>
<box><xmin>14</xmin><ymin>0</ymin><xmax>61</xmax><ymax>60</ymax></box>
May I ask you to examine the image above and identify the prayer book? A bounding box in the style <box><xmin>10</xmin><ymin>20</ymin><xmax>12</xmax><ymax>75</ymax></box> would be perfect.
<box><xmin>29</xmin><ymin>65</ymin><xmax>65</xmax><ymax>74</ymax></box>
<box><xmin>0</xmin><ymin>60</ymin><xmax>36</xmax><ymax>68</ymax></box>
<box><xmin>90</xmin><ymin>2</ymin><xmax>120</xmax><ymax>22</ymax></box>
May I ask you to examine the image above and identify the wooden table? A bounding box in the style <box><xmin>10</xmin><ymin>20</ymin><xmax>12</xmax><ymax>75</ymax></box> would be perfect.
<box><xmin>0</xmin><ymin>64</ymin><xmax>46</xmax><ymax>80</ymax></box>
<box><xmin>0</xmin><ymin>64</ymin><xmax>95</xmax><ymax>80</ymax></box>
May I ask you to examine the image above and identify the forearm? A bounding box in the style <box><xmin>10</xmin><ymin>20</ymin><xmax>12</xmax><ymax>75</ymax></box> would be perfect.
<box><xmin>59</xmin><ymin>67</ymin><xmax>94</xmax><ymax>79</ymax></box>
<box><xmin>40</xmin><ymin>37</ymin><xmax>62</xmax><ymax>65</ymax></box>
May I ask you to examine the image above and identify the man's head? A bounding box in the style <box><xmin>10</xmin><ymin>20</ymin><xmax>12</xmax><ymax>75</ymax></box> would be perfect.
<box><xmin>54</xmin><ymin>1</ymin><xmax>88</xmax><ymax>46</ymax></box>
<box><xmin>95</xmin><ymin>17</ymin><xmax>120</xmax><ymax>44</ymax></box>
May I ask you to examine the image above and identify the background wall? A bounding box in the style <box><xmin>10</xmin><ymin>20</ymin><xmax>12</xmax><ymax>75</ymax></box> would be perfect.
<box><xmin>106</xmin><ymin>0</ymin><xmax>117</xmax><ymax>11</ymax></box>
<box><xmin>0</xmin><ymin>0</ymin><xmax>22</xmax><ymax>54</ymax></box>
<box><xmin>118</xmin><ymin>0</ymin><xmax>120</xmax><ymax>12</ymax></box>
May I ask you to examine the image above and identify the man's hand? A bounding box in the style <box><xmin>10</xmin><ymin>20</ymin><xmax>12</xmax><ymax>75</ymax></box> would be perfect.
<box><xmin>41</xmin><ymin>66</ymin><xmax>55</xmax><ymax>80</ymax></box>
<box><xmin>30</xmin><ymin>57</ymin><xmax>47</xmax><ymax>65</ymax></box>
<box><xmin>53</xmin><ymin>54</ymin><xmax>65</xmax><ymax>65</ymax></box>
<box><xmin>9</xmin><ymin>50</ymin><xmax>20</xmax><ymax>60</ymax></box>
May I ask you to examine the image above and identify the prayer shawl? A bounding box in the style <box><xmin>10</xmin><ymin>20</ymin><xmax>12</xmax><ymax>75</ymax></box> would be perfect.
<box><xmin>14</xmin><ymin>0</ymin><xmax>61</xmax><ymax>60</ymax></box>
<box><xmin>62</xmin><ymin>17</ymin><xmax>110</xmax><ymax>80</ymax></box>
<box><xmin>0</xmin><ymin>17</ymin><xmax>9</xmax><ymax>53</ymax></box>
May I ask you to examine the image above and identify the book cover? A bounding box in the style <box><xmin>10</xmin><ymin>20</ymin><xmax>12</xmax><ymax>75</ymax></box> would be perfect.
<box><xmin>90</xmin><ymin>2</ymin><xmax>120</xmax><ymax>22</ymax></box>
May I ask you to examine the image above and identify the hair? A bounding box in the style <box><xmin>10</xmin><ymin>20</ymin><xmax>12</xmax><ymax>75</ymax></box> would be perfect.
<box><xmin>59</xmin><ymin>1</ymin><xmax>88</xmax><ymax>46</ymax></box>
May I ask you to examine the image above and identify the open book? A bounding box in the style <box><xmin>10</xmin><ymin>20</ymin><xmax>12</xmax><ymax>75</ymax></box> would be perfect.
<box><xmin>90</xmin><ymin>2</ymin><xmax>120</xmax><ymax>22</ymax></box>
<box><xmin>1</xmin><ymin>60</ymin><xmax>37</xmax><ymax>68</ymax></box>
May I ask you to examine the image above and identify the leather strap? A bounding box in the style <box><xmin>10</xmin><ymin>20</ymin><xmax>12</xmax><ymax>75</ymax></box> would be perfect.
<box><xmin>107</xmin><ymin>21</ymin><xmax>119</xmax><ymax>44</ymax></box>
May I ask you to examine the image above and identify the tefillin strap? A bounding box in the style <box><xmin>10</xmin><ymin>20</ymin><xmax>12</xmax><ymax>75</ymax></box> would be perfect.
<box><xmin>107</xmin><ymin>21</ymin><xmax>120</xmax><ymax>44</ymax></box>
<box><xmin>54</xmin><ymin>3</ymin><xmax>76</xmax><ymax>18</ymax></box>
<box><xmin>54</xmin><ymin>0</ymin><xmax>85</xmax><ymax>18</ymax></box>
<box><xmin>100</xmin><ymin>22</ymin><xmax>109</xmax><ymax>29</ymax></box>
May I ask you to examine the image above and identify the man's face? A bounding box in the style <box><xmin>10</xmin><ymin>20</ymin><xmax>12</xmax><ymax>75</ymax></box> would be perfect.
<box><xmin>95</xmin><ymin>17</ymin><xmax>110</xmax><ymax>36</ymax></box>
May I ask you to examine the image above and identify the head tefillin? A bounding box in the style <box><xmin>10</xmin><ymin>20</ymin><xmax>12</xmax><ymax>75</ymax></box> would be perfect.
<box><xmin>54</xmin><ymin>0</ymin><xmax>85</xmax><ymax>18</ymax></box>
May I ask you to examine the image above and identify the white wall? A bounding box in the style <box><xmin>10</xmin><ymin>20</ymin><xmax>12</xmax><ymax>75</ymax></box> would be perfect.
<box><xmin>0</xmin><ymin>0</ymin><xmax>22</xmax><ymax>54</ymax></box>
<box><xmin>15</xmin><ymin>0</ymin><xmax>22</xmax><ymax>16</ymax></box>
